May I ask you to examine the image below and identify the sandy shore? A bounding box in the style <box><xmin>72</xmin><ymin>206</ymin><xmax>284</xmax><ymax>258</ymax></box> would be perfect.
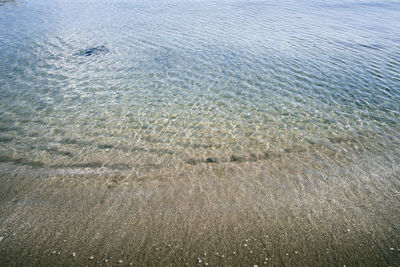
<box><xmin>0</xmin><ymin>150</ymin><xmax>399</xmax><ymax>266</ymax></box>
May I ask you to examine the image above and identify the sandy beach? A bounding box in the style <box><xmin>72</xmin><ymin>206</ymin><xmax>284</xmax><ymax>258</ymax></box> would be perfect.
<box><xmin>1</xmin><ymin>145</ymin><xmax>399</xmax><ymax>266</ymax></box>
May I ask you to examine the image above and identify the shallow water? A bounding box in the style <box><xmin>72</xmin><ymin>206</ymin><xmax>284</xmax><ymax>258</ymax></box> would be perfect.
<box><xmin>1</xmin><ymin>0</ymin><xmax>399</xmax><ymax>173</ymax></box>
<box><xmin>0</xmin><ymin>0</ymin><xmax>399</xmax><ymax>265</ymax></box>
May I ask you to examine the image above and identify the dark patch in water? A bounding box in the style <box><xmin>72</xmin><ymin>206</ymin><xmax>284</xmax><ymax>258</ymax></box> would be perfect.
<box><xmin>50</xmin><ymin>162</ymin><xmax>104</xmax><ymax>169</ymax></box>
<box><xmin>192</xmin><ymin>143</ymin><xmax>214</xmax><ymax>149</ymax></box>
<box><xmin>0</xmin><ymin>126</ymin><xmax>19</xmax><ymax>132</ymax></box>
<box><xmin>0</xmin><ymin>136</ymin><xmax>13</xmax><ymax>143</ymax></box>
<box><xmin>58</xmin><ymin>151</ymin><xmax>73</xmax><ymax>156</ymax></box>
<box><xmin>283</xmin><ymin>146</ymin><xmax>307</xmax><ymax>153</ymax></box>
<box><xmin>328</xmin><ymin>136</ymin><xmax>356</xmax><ymax>144</ymax></box>
<box><xmin>0</xmin><ymin>155</ymin><xmax>44</xmax><ymax>167</ymax></box>
<box><xmin>98</xmin><ymin>144</ymin><xmax>114</xmax><ymax>149</ymax></box>
<box><xmin>60</xmin><ymin>138</ymin><xmax>79</xmax><ymax>144</ymax></box>
<box><xmin>249</xmin><ymin>153</ymin><xmax>258</xmax><ymax>161</ymax></box>
<box><xmin>205</xmin><ymin>157</ymin><xmax>218</xmax><ymax>163</ymax></box>
<box><xmin>43</xmin><ymin>146</ymin><xmax>73</xmax><ymax>156</ymax></box>
<box><xmin>0</xmin><ymin>0</ymin><xmax>16</xmax><ymax>6</ymax></box>
<box><xmin>230</xmin><ymin>155</ymin><xmax>246</xmax><ymax>162</ymax></box>
<box><xmin>78</xmin><ymin>45</ymin><xmax>109</xmax><ymax>57</ymax></box>
<box><xmin>185</xmin><ymin>158</ymin><xmax>200</xmax><ymax>165</ymax></box>
<box><xmin>109</xmin><ymin>163</ymin><xmax>131</xmax><ymax>170</ymax></box>
<box><xmin>140</xmin><ymin>163</ymin><xmax>162</xmax><ymax>170</ymax></box>
<box><xmin>140</xmin><ymin>124</ymin><xmax>152</xmax><ymax>130</ymax></box>
<box><xmin>185</xmin><ymin>146</ymin><xmax>311</xmax><ymax>166</ymax></box>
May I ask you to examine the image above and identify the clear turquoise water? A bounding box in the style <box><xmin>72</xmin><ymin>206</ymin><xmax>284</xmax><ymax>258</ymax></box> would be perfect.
<box><xmin>0</xmin><ymin>0</ymin><xmax>399</xmax><ymax>174</ymax></box>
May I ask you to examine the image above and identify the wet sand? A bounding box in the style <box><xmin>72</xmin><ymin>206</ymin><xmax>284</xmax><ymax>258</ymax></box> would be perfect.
<box><xmin>0</xmin><ymin>149</ymin><xmax>399</xmax><ymax>266</ymax></box>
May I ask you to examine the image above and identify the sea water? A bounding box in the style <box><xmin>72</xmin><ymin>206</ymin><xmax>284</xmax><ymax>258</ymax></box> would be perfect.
<box><xmin>0</xmin><ymin>0</ymin><xmax>399</xmax><ymax>176</ymax></box>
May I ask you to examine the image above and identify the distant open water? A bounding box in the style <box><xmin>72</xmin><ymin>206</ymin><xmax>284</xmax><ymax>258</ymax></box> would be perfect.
<box><xmin>0</xmin><ymin>0</ymin><xmax>399</xmax><ymax>175</ymax></box>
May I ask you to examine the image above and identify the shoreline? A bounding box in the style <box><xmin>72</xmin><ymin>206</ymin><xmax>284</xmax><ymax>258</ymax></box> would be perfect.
<box><xmin>1</xmin><ymin>151</ymin><xmax>399</xmax><ymax>266</ymax></box>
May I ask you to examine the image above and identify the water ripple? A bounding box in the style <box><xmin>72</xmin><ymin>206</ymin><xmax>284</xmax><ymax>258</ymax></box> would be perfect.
<box><xmin>0</xmin><ymin>0</ymin><xmax>399</xmax><ymax>172</ymax></box>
